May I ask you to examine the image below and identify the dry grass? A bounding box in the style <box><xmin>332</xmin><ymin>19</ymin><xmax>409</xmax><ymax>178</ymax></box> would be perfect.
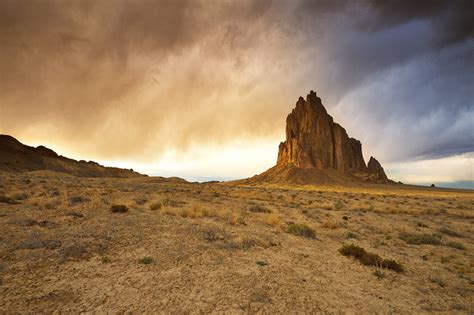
<box><xmin>0</xmin><ymin>171</ymin><xmax>472</xmax><ymax>313</ymax></box>
<box><xmin>260</xmin><ymin>212</ymin><xmax>282</xmax><ymax>228</ymax></box>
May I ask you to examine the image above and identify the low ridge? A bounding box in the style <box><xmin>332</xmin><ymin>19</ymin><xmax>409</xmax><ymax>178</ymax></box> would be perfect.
<box><xmin>0</xmin><ymin>135</ymin><xmax>144</xmax><ymax>178</ymax></box>
<box><xmin>247</xmin><ymin>91</ymin><xmax>390</xmax><ymax>185</ymax></box>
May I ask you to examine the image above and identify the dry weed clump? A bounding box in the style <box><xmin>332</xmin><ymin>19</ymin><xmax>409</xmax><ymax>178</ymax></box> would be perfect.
<box><xmin>322</xmin><ymin>217</ymin><xmax>339</xmax><ymax>229</ymax></box>
<box><xmin>446</xmin><ymin>241</ymin><xmax>466</xmax><ymax>250</ymax></box>
<box><xmin>339</xmin><ymin>244</ymin><xmax>403</xmax><ymax>273</ymax></box>
<box><xmin>248</xmin><ymin>204</ymin><xmax>272</xmax><ymax>213</ymax></box>
<box><xmin>287</xmin><ymin>223</ymin><xmax>316</xmax><ymax>239</ymax></box>
<box><xmin>110</xmin><ymin>204</ymin><xmax>129</xmax><ymax>213</ymax></box>
<box><xmin>334</xmin><ymin>200</ymin><xmax>345</xmax><ymax>210</ymax></box>
<box><xmin>439</xmin><ymin>227</ymin><xmax>463</xmax><ymax>238</ymax></box>
<box><xmin>225</xmin><ymin>209</ymin><xmax>245</xmax><ymax>225</ymax></box>
<box><xmin>202</xmin><ymin>226</ymin><xmax>229</xmax><ymax>242</ymax></box>
<box><xmin>58</xmin><ymin>244</ymin><xmax>88</xmax><ymax>263</ymax></box>
<box><xmin>399</xmin><ymin>233</ymin><xmax>442</xmax><ymax>245</ymax></box>
<box><xmin>139</xmin><ymin>256</ymin><xmax>154</xmax><ymax>264</ymax></box>
<box><xmin>149</xmin><ymin>198</ymin><xmax>186</xmax><ymax>211</ymax></box>
<box><xmin>261</xmin><ymin>213</ymin><xmax>282</xmax><ymax>228</ymax></box>
<box><xmin>0</xmin><ymin>195</ymin><xmax>16</xmax><ymax>204</ymax></box>
<box><xmin>69</xmin><ymin>195</ymin><xmax>89</xmax><ymax>205</ymax></box>
<box><xmin>181</xmin><ymin>205</ymin><xmax>212</xmax><ymax>218</ymax></box>
<box><xmin>150</xmin><ymin>202</ymin><xmax>162</xmax><ymax>210</ymax></box>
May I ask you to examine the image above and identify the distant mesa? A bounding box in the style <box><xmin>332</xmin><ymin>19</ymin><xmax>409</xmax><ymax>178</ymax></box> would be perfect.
<box><xmin>247</xmin><ymin>90</ymin><xmax>390</xmax><ymax>185</ymax></box>
<box><xmin>0</xmin><ymin>134</ymin><xmax>144</xmax><ymax>178</ymax></box>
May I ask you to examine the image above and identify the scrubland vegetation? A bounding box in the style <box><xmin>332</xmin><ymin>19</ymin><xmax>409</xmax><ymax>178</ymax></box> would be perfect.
<box><xmin>0</xmin><ymin>171</ymin><xmax>472</xmax><ymax>312</ymax></box>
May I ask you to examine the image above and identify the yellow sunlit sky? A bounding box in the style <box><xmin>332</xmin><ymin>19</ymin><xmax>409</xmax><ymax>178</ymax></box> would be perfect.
<box><xmin>1</xmin><ymin>0</ymin><xmax>472</xmax><ymax>188</ymax></box>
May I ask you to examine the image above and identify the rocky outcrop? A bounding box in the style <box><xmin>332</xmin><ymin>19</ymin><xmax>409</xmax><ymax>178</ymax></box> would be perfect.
<box><xmin>248</xmin><ymin>91</ymin><xmax>389</xmax><ymax>184</ymax></box>
<box><xmin>277</xmin><ymin>91</ymin><xmax>367</xmax><ymax>172</ymax></box>
<box><xmin>0</xmin><ymin>135</ymin><xmax>144</xmax><ymax>178</ymax></box>
<box><xmin>367</xmin><ymin>156</ymin><xmax>389</xmax><ymax>182</ymax></box>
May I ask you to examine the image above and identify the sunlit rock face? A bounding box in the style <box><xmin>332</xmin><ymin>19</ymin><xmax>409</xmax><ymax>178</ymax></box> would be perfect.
<box><xmin>275</xmin><ymin>91</ymin><xmax>389</xmax><ymax>183</ymax></box>
<box><xmin>277</xmin><ymin>91</ymin><xmax>366</xmax><ymax>171</ymax></box>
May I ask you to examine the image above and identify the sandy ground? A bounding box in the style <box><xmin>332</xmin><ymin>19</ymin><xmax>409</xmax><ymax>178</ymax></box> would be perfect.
<box><xmin>0</xmin><ymin>171</ymin><xmax>473</xmax><ymax>313</ymax></box>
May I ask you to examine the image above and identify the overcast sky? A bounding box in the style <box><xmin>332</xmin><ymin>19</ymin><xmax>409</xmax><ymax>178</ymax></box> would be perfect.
<box><xmin>1</xmin><ymin>0</ymin><xmax>473</xmax><ymax>187</ymax></box>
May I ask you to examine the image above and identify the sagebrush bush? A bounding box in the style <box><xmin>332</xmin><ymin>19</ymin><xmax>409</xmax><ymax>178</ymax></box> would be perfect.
<box><xmin>0</xmin><ymin>195</ymin><xmax>14</xmax><ymax>204</ymax></box>
<box><xmin>439</xmin><ymin>227</ymin><xmax>463</xmax><ymax>238</ymax></box>
<box><xmin>339</xmin><ymin>244</ymin><xmax>403</xmax><ymax>273</ymax></box>
<box><xmin>139</xmin><ymin>256</ymin><xmax>154</xmax><ymax>264</ymax></box>
<box><xmin>287</xmin><ymin>223</ymin><xmax>315</xmax><ymax>239</ymax></box>
<box><xmin>110</xmin><ymin>204</ymin><xmax>128</xmax><ymax>213</ymax></box>
<box><xmin>446</xmin><ymin>241</ymin><xmax>465</xmax><ymax>250</ymax></box>
<box><xmin>248</xmin><ymin>204</ymin><xmax>271</xmax><ymax>213</ymax></box>
<box><xmin>150</xmin><ymin>202</ymin><xmax>162</xmax><ymax>210</ymax></box>
<box><xmin>69</xmin><ymin>196</ymin><xmax>88</xmax><ymax>204</ymax></box>
<box><xmin>399</xmin><ymin>233</ymin><xmax>441</xmax><ymax>245</ymax></box>
<box><xmin>101</xmin><ymin>256</ymin><xmax>111</xmax><ymax>263</ymax></box>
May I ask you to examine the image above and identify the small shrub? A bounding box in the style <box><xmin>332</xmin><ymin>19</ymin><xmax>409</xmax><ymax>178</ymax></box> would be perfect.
<box><xmin>13</xmin><ymin>192</ymin><xmax>28</xmax><ymax>200</ymax></box>
<box><xmin>101</xmin><ymin>256</ymin><xmax>111</xmax><ymax>263</ymax></box>
<box><xmin>150</xmin><ymin>202</ymin><xmax>162</xmax><ymax>210</ymax></box>
<box><xmin>400</xmin><ymin>233</ymin><xmax>441</xmax><ymax>245</ymax></box>
<box><xmin>373</xmin><ymin>269</ymin><xmax>385</xmax><ymax>279</ymax></box>
<box><xmin>135</xmin><ymin>198</ymin><xmax>147</xmax><ymax>205</ymax></box>
<box><xmin>16</xmin><ymin>239</ymin><xmax>62</xmax><ymax>250</ymax></box>
<box><xmin>417</xmin><ymin>222</ymin><xmax>428</xmax><ymax>228</ymax></box>
<box><xmin>227</xmin><ymin>210</ymin><xmax>245</xmax><ymax>225</ymax></box>
<box><xmin>248</xmin><ymin>204</ymin><xmax>271</xmax><ymax>213</ymax></box>
<box><xmin>430</xmin><ymin>276</ymin><xmax>446</xmax><ymax>288</ymax></box>
<box><xmin>58</xmin><ymin>244</ymin><xmax>87</xmax><ymax>263</ymax></box>
<box><xmin>162</xmin><ymin>198</ymin><xmax>185</xmax><ymax>208</ymax></box>
<box><xmin>441</xmin><ymin>255</ymin><xmax>454</xmax><ymax>264</ymax></box>
<box><xmin>256</xmin><ymin>260</ymin><xmax>268</xmax><ymax>266</ymax></box>
<box><xmin>69</xmin><ymin>196</ymin><xmax>88</xmax><ymax>204</ymax></box>
<box><xmin>261</xmin><ymin>213</ymin><xmax>282</xmax><ymax>228</ymax></box>
<box><xmin>0</xmin><ymin>195</ymin><xmax>15</xmax><ymax>204</ymax></box>
<box><xmin>322</xmin><ymin>218</ymin><xmax>339</xmax><ymax>229</ymax></box>
<box><xmin>345</xmin><ymin>232</ymin><xmax>357</xmax><ymax>239</ymax></box>
<box><xmin>446</xmin><ymin>241</ymin><xmax>465</xmax><ymax>250</ymax></box>
<box><xmin>202</xmin><ymin>226</ymin><xmax>228</xmax><ymax>242</ymax></box>
<box><xmin>110</xmin><ymin>204</ymin><xmax>128</xmax><ymax>213</ymax></box>
<box><xmin>139</xmin><ymin>256</ymin><xmax>154</xmax><ymax>264</ymax></box>
<box><xmin>181</xmin><ymin>205</ymin><xmax>212</xmax><ymax>219</ymax></box>
<box><xmin>439</xmin><ymin>227</ymin><xmax>463</xmax><ymax>238</ymax></box>
<box><xmin>339</xmin><ymin>244</ymin><xmax>403</xmax><ymax>273</ymax></box>
<box><xmin>334</xmin><ymin>200</ymin><xmax>345</xmax><ymax>210</ymax></box>
<box><xmin>287</xmin><ymin>223</ymin><xmax>315</xmax><ymax>239</ymax></box>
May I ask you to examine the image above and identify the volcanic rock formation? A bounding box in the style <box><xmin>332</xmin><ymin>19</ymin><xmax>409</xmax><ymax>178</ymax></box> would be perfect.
<box><xmin>248</xmin><ymin>91</ymin><xmax>389</xmax><ymax>184</ymax></box>
<box><xmin>0</xmin><ymin>135</ymin><xmax>144</xmax><ymax>178</ymax></box>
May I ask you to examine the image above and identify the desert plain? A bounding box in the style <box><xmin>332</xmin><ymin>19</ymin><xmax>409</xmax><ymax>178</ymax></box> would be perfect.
<box><xmin>0</xmin><ymin>170</ymin><xmax>472</xmax><ymax>313</ymax></box>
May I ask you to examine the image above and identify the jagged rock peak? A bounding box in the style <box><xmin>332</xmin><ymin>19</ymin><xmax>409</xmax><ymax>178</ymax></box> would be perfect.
<box><xmin>367</xmin><ymin>156</ymin><xmax>389</xmax><ymax>182</ymax></box>
<box><xmin>277</xmin><ymin>91</ymin><xmax>366</xmax><ymax>172</ymax></box>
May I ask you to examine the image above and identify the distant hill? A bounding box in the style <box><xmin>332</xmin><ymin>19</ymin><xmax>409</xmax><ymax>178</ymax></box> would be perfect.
<box><xmin>244</xmin><ymin>91</ymin><xmax>391</xmax><ymax>185</ymax></box>
<box><xmin>0</xmin><ymin>135</ymin><xmax>144</xmax><ymax>178</ymax></box>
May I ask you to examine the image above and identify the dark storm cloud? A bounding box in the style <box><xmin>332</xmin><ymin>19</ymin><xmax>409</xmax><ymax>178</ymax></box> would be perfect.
<box><xmin>0</xmin><ymin>0</ymin><xmax>472</xmax><ymax>166</ymax></box>
<box><xmin>291</xmin><ymin>0</ymin><xmax>473</xmax><ymax>161</ymax></box>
